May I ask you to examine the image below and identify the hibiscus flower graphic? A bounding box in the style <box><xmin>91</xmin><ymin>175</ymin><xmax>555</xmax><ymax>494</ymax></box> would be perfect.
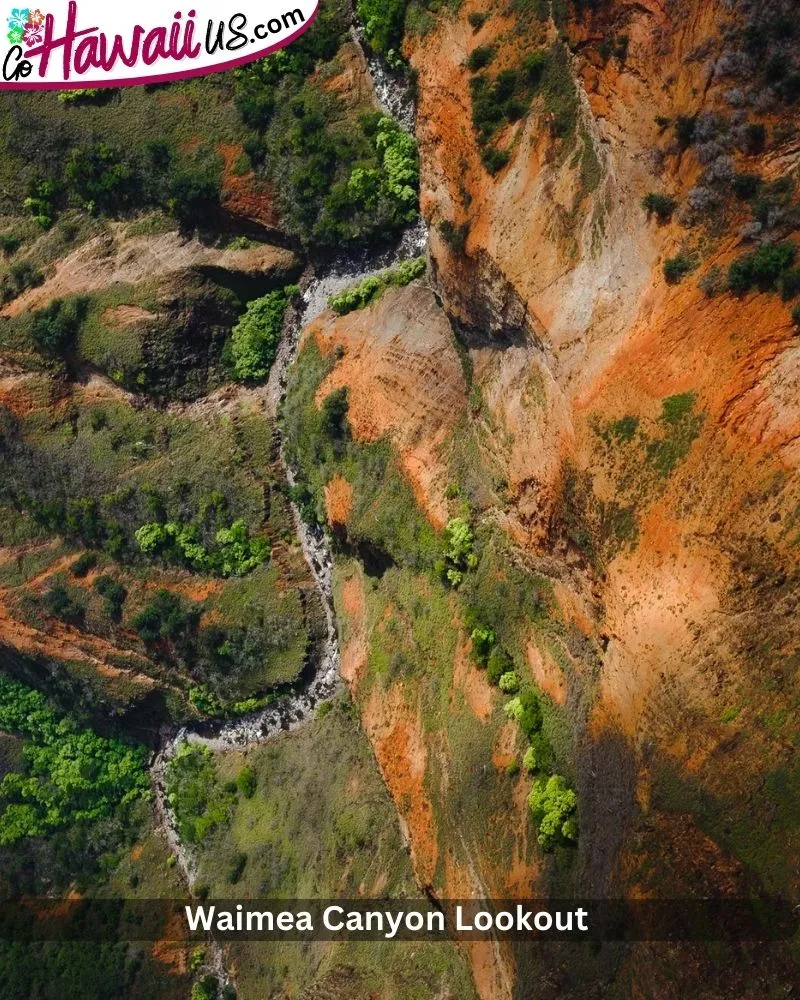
<box><xmin>27</xmin><ymin>7</ymin><xmax>44</xmax><ymax>25</ymax></box>
<box><xmin>6</xmin><ymin>25</ymin><xmax>23</xmax><ymax>43</ymax></box>
<box><xmin>6</xmin><ymin>7</ymin><xmax>30</xmax><ymax>31</ymax></box>
<box><xmin>23</xmin><ymin>19</ymin><xmax>41</xmax><ymax>45</ymax></box>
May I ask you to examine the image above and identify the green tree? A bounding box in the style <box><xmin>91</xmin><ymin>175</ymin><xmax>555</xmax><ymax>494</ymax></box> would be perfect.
<box><xmin>229</xmin><ymin>287</ymin><xmax>297</xmax><ymax>381</ymax></box>
<box><xmin>527</xmin><ymin>774</ymin><xmax>578</xmax><ymax>850</ymax></box>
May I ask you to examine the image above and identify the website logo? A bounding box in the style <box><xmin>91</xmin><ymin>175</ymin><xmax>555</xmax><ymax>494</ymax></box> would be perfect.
<box><xmin>1</xmin><ymin>0</ymin><xmax>318</xmax><ymax>89</ymax></box>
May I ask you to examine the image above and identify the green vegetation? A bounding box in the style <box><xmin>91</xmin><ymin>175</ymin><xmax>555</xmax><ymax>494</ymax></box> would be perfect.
<box><xmin>527</xmin><ymin>774</ymin><xmax>578</xmax><ymax>850</ymax></box>
<box><xmin>727</xmin><ymin>241</ymin><xmax>796</xmax><ymax>295</ymax></box>
<box><xmin>645</xmin><ymin>392</ymin><xmax>704</xmax><ymax>477</ymax></box>
<box><xmin>229</xmin><ymin>285</ymin><xmax>299</xmax><ymax>380</ymax></box>
<box><xmin>0</xmin><ymin>676</ymin><xmax>148</xmax><ymax>845</ymax></box>
<box><xmin>237</xmin><ymin>33</ymin><xmax>420</xmax><ymax>250</ymax></box>
<box><xmin>136</xmin><ymin>516</ymin><xmax>270</xmax><ymax>576</ymax></box>
<box><xmin>468</xmin><ymin>11</ymin><xmax>489</xmax><ymax>30</ymax></box>
<box><xmin>469</xmin><ymin>43</ymin><xmax>578</xmax><ymax>174</ymax></box>
<box><xmin>282</xmin><ymin>339</ymin><xmax>440</xmax><ymax>569</ymax></box>
<box><xmin>329</xmin><ymin>257</ymin><xmax>426</xmax><ymax>314</ymax></box>
<box><xmin>641</xmin><ymin>192</ymin><xmax>677</xmax><ymax>222</ymax></box>
<box><xmin>466</xmin><ymin>45</ymin><xmax>496</xmax><ymax>71</ymax></box>
<box><xmin>663</xmin><ymin>250</ymin><xmax>698</xmax><ymax>284</ymax></box>
<box><xmin>357</xmin><ymin>0</ymin><xmax>409</xmax><ymax>57</ymax></box>
<box><xmin>29</xmin><ymin>296</ymin><xmax>89</xmax><ymax>354</ymax></box>
<box><xmin>439</xmin><ymin>517</ymin><xmax>478</xmax><ymax>587</ymax></box>
<box><xmin>166</xmin><ymin>743</ymin><xmax>234</xmax><ymax>844</ymax></box>
<box><xmin>132</xmin><ymin>589</ymin><xmax>198</xmax><ymax>644</ymax></box>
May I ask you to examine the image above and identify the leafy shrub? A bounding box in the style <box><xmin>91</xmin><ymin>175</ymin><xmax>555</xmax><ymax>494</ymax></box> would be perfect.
<box><xmin>466</xmin><ymin>46</ymin><xmax>496</xmax><ymax>72</ymax></box>
<box><xmin>732</xmin><ymin>172</ymin><xmax>762</xmax><ymax>200</ymax></box>
<box><xmin>0</xmin><ymin>676</ymin><xmax>148</xmax><ymax>845</ymax></box>
<box><xmin>523</xmin><ymin>745</ymin><xmax>537</xmax><ymax>773</ymax></box>
<box><xmin>438</xmin><ymin>219</ymin><xmax>469</xmax><ymax>253</ymax></box>
<box><xmin>329</xmin><ymin>256</ymin><xmax>425</xmax><ymax>314</ymax></box>
<box><xmin>70</xmin><ymin>551</ymin><xmax>98</xmax><ymax>577</ymax></box>
<box><xmin>236</xmin><ymin>766</ymin><xmax>257</xmax><ymax>798</ymax></box>
<box><xmin>229</xmin><ymin>286</ymin><xmax>297</xmax><ymax>381</ymax></box>
<box><xmin>641</xmin><ymin>192</ymin><xmax>677</xmax><ymax>222</ymax></box>
<box><xmin>504</xmin><ymin>689</ymin><xmax>543</xmax><ymax>741</ymax></box>
<box><xmin>0</xmin><ymin>233</ymin><xmax>21</xmax><ymax>255</ymax></box>
<box><xmin>663</xmin><ymin>251</ymin><xmax>698</xmax><ymax>284</ymax></box>
<box><xmin>94</xmin><ymin>574</ymin><xmax>127</xmax><ymax>620</ymax></box>
<box><xmin>470</xmin><ymin>624</ymin><xmax>496</xmax><ymax>665</ymax></box>
<box><xmin>167</xmin><ymin>744</ymin><xmax>234</xmax><ymax>844</ymax></box>
<box><xmin>357</xmin><ymin>0</ymin><xmax>409</xmax><ymax>56</ymax></box>
<box><xmin>133</xmin><ymin>589</ymin><xmax>198</xmax><ymax>643</ymax></box>
<box><xmin>441</xmin><ymin>517</ymin><xmax>478</xmax><ymax>587</ymax></box>
<box><xmin>779</xmin><ymin>268</ymin><xmax>800</xmax><ymax>301</ymax></box>
<box><xmin>0</xmin><ymin>259</ymin><xmax>43</xmax><ymax>304</ymax></box>
<box><xmin>168</xmin><ymin>163</ymin><xmax>222</xmax><ymax>228</ymax></box>
<box><xmin>191</xmin><ymin>975</ymin><xmax>219</xmax><ymax>1000</ymax></box>
<box><xmin>743</xmin><ymin>122</ymin><xmax>766</xmax><ymax>153</ymax></box>
<box><xmin>727</xmin><ymin>241</ymin><xmax>796</xmax><ymax>294</ymax></box>
<box><xmin>527</xmin><ymin>774</ymin><xmax>578</xmax><ymax>850</ymax></box>
<box><xmin>320</xmin><ymin>388</ymin><xmax>349</xmax><ymax>441</ymax></box>
<box><xmin>135</xmin><ymin>518</ymin><xmax>270</xmax><ymax>576</ymax></box>
<box><xmin>29</xmin><ymin>296</ymin><xmax>89</xmax><ymax>354</ymax></box>
<box><xmin>44</xmin><ymin>583</ymin><xmax>85</xmax><ymax>625</ymax></box>
<box><xmin>481</xmin><ymin>147</ymin><xmax>511</xmax><ymax>175</ymax></box>
<box><xmin>486</xmin><ymin>645</ymin><xmax>513</xmax><ymax>685</ymax></box>
<box><xmin>23</xmin><ymin>179</ymin><xmax>59</xmax><ymax>228</ymax></box>
<box><xmin>66</xmin><ymin>142</ymin><xmax>141</xmax><ymax>215</ymax></box>
<box><xmin>468</xmin><ymin>11</ymin><xmax>488</xmax><ymax>30</ymax></box>
<box><xmin>498</xmin><ymin>670</ymin><xmax>520</xmax><ymax>693</ymax></box>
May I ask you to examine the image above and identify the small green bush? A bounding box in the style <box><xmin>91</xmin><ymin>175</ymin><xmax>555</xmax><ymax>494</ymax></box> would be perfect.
<box><xmin>320</xmin><ymin>388</ymin><xmax>349</xmax><ymax>441</ymax></box>
<box><xmin>732</xmin><ymin>172</ymin><xmax>762</xmax><ymax>200</ymax></box>
<box><xmin>486</xmin><ymin>645</ymin><xmax>513</xmax><ymax>685</ymax></box>
<box><xmin>29</xmin><ymin>297</ymin><xmax>89</xmax><ymax>354</ymax></box>
<box><xmin>438</xmin><ymin>219</ymin><xmax>469</xmax><ymax>253</ymax></box>
<box><xmin>641</xmin><ymin>192</ymin><xmax>677</xmax><ymax>222</ymax></box>
<box><xmin>191</xmin><ymin>975</ymin><xmax>219</xmax><ymax>1000</ymax></box>
<box><xmin>0</xmin><ymin>234</ymin><xmax>21</xmax><ymax>255</ymax></box>
<box><xmin>466</xmin><ymin>46</ymin><xmax>496</xmax><ymax>72</ymax></box>
<box><xmin>470</xmin><ymin>625</ymin><xmax>496</xmax><ymax>665</ymax></box>
<box><xmin>441</xmin><ymin>517</ymin><xmax>478</xmax><ymax>587</ymax></box>
<box><xmin>727</xmin><ymin>241</ymin><xmax>796</xmax><ymax>295</ymax></box>
<box><xmin>0</xmin><ymin>259</ymin><xmax>43</xmax><ymax>304</ymax></box>
<box><xmin>744</xmin><ymin>122</ymin><xmax>766</xmax><ymax>153</ymax></box>
<box><xmin>94</xmin><ymin>574</ymin><xmax>127</xmax><ymax>620</ymax></box>
<box><xmin>468</xmin><ymin>11</ymin><xmax>489</xmax><ymax>30</ymax></box>
<box><xmin>481</xmin><ymin>147</ymin><xmax>511</xmax><ymax>175</ymax></box>
<box><xmin>527</xmin><ymin>774</ymin><xmax>578</xmax><ymax>850</ymax></box>
<box><xmin>70</xmin><ymin>551</ymin><xmax>98</xmax><ymax>577</ymax></box>
<box><xmin>523</xmin><ymin>745</ymin><xmax>537</xmax><ymax>773</ymax></box>
<box><xmin>779</xmin><ymin>268</ymin><xmax>800</xmax><ymax>301</ymax></box>
<box><xmin>229</xmin><ymin>286</ymin><xmax>298</xmax><ymax>381</ymax></box>
<box><xmin>44</xmin><ymin>583</ymin><xmax>85</xmax><ymax>625</ymax></box>
<box><xmin>498</xmin><ymin>670</ymin><xmax>520</xmax><ymax>693</ymax></box>
<box><xmin>329</xmin><ymin>256</ymin><xmax>425</xmax><ymax>315</ymax></box>
<box><xmin>663</xmin><ymin>251</ymin><xmax>698</xmax><ymax>284</ymax></box>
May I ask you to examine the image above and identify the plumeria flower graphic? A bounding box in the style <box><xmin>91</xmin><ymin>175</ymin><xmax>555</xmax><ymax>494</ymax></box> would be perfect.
<box><xmin>23</xmin><ymin>20</ymin><xmax>41</xmax><ymax>44</ymax></box>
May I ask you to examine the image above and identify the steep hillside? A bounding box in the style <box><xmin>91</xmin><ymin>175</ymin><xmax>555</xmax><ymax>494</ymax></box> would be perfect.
<box><xmin>279</xmin><ymin>0</ymin><xmax>800</xmax><ymax>996</ymax></box>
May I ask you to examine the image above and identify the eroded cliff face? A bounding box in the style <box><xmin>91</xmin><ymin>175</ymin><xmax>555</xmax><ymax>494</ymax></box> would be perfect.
<box><xmin>300</xmin><ymin>1</ymin><xmax>800</xmax><ymax>995</ymax></box>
